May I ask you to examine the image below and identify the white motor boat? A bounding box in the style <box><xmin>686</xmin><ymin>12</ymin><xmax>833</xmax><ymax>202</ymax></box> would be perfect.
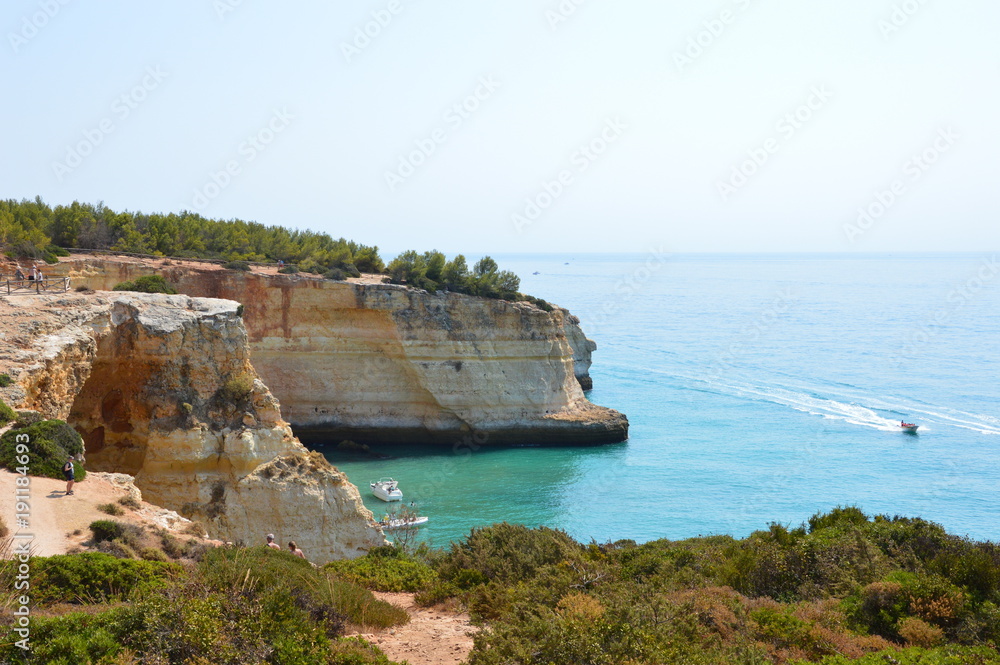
<box><xmin>370</xmin><ymin>477</ymin><xmax>403</xmax><ymax>502</ymax></box>
<box><xmin>380</xmin><ymin>515</ymin><xmax>429</xmax><ymax>530</ymax></box>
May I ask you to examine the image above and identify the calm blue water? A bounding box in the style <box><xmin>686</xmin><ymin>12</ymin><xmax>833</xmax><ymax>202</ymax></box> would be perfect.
<box><xmin>322</xmin><ymin>254</ymin><xmax>1000</xmax><ymax>547</ymax></box>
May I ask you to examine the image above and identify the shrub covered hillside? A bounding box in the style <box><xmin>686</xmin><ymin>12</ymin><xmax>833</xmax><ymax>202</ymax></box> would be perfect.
<box><xmin>0</xmin><ymin>546</ymin><xmax>409</xmax><ymax>665</ymax></box>
<box><xmin>401</xmin><ymin>508</ymin><xmax>998</xmax><ymax>665</ymax></box>
<box><xmin>0</xmin><ymin>197</ymin><xmax>550</xmax><ymax>306</ymax></box>
<box><xmin>1</xmin><ymin>508</ymin><xmax>998</xmax><ymax>663</ymax></box>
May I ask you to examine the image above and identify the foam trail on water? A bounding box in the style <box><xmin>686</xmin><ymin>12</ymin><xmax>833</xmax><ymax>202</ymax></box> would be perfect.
<box><xmin>657</xmin><ymin>367</ymin><xmax>1000</xmax><ymax>435</ymax></box>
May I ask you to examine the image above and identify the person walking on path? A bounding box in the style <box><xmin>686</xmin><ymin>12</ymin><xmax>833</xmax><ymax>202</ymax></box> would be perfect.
<box><xmin>288</xmin><ymin>541</ymin><xmax>306</xmax><ymax>559</ymax></box>
<box><xmin>63</xmin><ymin>457</ymin><xmax>76</xmax><ymax>495</ymax></box>
<box><xmin>266</xmin><ymin>534</ymin><xmax>281</xmax><ymax>550</ymax></box>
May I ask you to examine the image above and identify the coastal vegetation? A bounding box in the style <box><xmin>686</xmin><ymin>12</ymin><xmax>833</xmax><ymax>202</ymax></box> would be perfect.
<box><xmin>0</xmin><ymin>197</ymin><xmax>385</xmax><ymax>275</ymax></box>
<box><xmin>386</xmin><ymin>251</ymin><xmax>522</xmax><ymax>299</ymax></box>
<box><xmin>365</xmin><ymin>509</ymin><xmax>1000</xmax><ymax>665</ymax></box>
<box><xmin>4</xmin><ymin>508</ymin><xmax>997</xmax><ymax>664</ymax></box>
<box><xmin>0</xmin><ymin>397</ymin><xmax>16</xmax><ymax>426</ymax></box>
<box><xmin>0</xmin><ymin>545</ymin><xmax>410</xmax><ymax>664</ymax></box>
<box><xmin>0</xmin><ymin>419</ymin><xmax>86</xmax><ymax>481</ymax></box>
<box><xmin>112</xmin><ymin>274</ymin><xmax>177</xmax><ymax>294</ymax></box>
<box><xmin>0</xmin><ymin>197</ymin><xmax>547</xmax><ymax>306</ymax></box>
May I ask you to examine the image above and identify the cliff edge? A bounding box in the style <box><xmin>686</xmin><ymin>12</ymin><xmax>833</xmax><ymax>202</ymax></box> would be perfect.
<box><xmin>55</xmin><ymin>257</ymin><xmax>628</xmax><ymax>446</ymax></box>
<box><xmin>0</xmin><ymin>291</ymin><xmax>385</xmax><ymax>562</ymax></box>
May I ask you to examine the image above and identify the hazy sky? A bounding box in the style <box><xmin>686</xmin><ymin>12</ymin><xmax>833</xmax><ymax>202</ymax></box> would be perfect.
<box><xmin>3</xmin><ymin>0</ymin><xmax>998</xmax><ymax>256</ymax></box>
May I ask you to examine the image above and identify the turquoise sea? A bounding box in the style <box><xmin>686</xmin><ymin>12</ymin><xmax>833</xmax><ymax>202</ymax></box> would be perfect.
<box><xmin>320</xmin><ymin>254</ymin><xmax>1000</xmax><ymax>547</ymax></box>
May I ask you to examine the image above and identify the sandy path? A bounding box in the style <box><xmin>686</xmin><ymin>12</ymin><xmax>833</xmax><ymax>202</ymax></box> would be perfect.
<box><xmin>352</xmin><ymin>592</ymin><xmax>477</xmax><ymax>665</ymax></box>
<box><xmin>0</xmin><ymin>469</ymin><xmax>195</xmax><ymax>556</ymax></box>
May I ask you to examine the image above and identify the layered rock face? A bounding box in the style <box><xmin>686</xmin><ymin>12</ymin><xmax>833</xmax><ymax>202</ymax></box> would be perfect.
<box><xmin>0</xmin><ymin>292</ymin><xmax>384</xmax><ymax>562</ymax></box>
<box><xmin>56</xmin><ymin>258</ymin><xmax>628</xmax><ymax>445</ymax></box>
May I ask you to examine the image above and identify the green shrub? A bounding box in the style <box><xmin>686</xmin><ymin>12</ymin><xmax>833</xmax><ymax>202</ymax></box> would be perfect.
<box><xmin>140</xmin><ymin>547</ymin><xmax>169</xmax><ymax>562</ymax></box>
<box><xmin>199</xmin><ymin>546</ymin><xmax>409</xmax><ymax>629</ymax></box>
<box><xmin>0</xmin><ymin>612</ymin><xmax>126</xmax><ymax>664</ymax></box>
<box><xmin>46</xmin><ymin>244</ymin><xmax>71</xmax><ymax>257</ymax></box>
<box><xmin>720</xmin><ymin>533</ymin><xmax>809</xmax><ymax>601</ymax></box>
<box><xmin>325</xmin><ymin>578</ymin><xmax>410</xmax><ymax>628</ymax></box>
<box><xmin>89</xmin><ymin>520</ymin><xmax>143</xmax><ymax>549</ymax></box>
<box><xmin>13</xmin><ymin>409</ymin><xmax>44</xmax><ymax>427</ymax></box>
<box><xmin>414</xmin><ymin>579</ymin><xmax>461</xmax><ymax>606</ymax></box>
<box><xmin>523</xmin><ymin>295</ymin><xmax>555</xmax><ymax>312</ymax></box>
<box><xmin>790</xmin><ymin>645</ymin><xmax>1000</xmax><ymax>664</ymax></box>
<box><xmin>88</xmin><ymin>519</ymin><xmax>123</xmax><ymax>541</ymax></box>
<box><xmin>160</xmin><ymin>532</ymin><xmax>191</xmax><ymax>559</ymax></box>
<box><xmin>117</xmin><ymin>495</ymin><xmax>141</xmax><ymax>510</ymax></box>
<box><xmin>387</xmin><ymin>251</ymin><xmax>524</xmax><ymax>302</ymax></box>
<box><xmin>27</xmin><ymin>552</ymin><xmax>179</xmax><ymax>604</ymax></box>
<box><xmin>750</xmin><ymin>606</ymin><xmax>814</xmax><ymax>651</ymax></box>
<box><xmin>96</xmin><ymin>538</ymin><xmax>139</xmax><ymax>560</ymax></box>
<box><xmin>112</xmin><ymin>274</ymin><xmax>177</xmax><ymax>294</ymax></box>
<box><xmin>217</xmin><ymin>372</ymin><xmax>254</xmax><ymax>403</ymax></box>
<box><xmin>278</xmin><ymin>264</ymin><xmax>299</xmax><ymax>274</ymax></box>
<box><xmin>436</xmin><ymin>523</ymin><xmax>584</xmax><ymax>587</ymax></box>
<box><xmin>0</xmin><ymin>398</ymin><xmax>15</xmax><ymax>426</ymax></box>
<box><xmin>898</xmin><ymin>616</ymin><xmax>944</xmax><ymax>647</ymax></box>
<box><xmin>329</xmin><ymin>636</ymin><xmax>401</xmax><ymax>664</ymax></box>
<box><xmin>324</xmin><ymin>548</ymin><xmax>437</xmax><ymax>592</ymax></box>
<box><xmin>0</xmin><ymin>419</ymin><xmax>86</xmax><ymax>480</ymax></box>
<box><xmin>0</xmin><ymin>589</ymin><xmax>401</xmax><ymax>665</ymax></box>
<box><xmin>97</xmin><ymin>503</ymin><xmax>124</xmax><ymax>517</ymax></box>
<box><xmin>889</xmin><ymin>571</ymin><xmax>967</xmax><ymax>628</ymax></box>
<box><xmin>223</xmin><ymin>260</ymin><xmax>251</xmax><ymax>271</ymax></box>
<box><xmin>809</xmin><ymin>505</ymin><xmax>869</xmax><ymax>533</ymax></box>
<box><xmin>325</xmin><ymin>267</ymin><xmax>347</xmax><ymax>281</ymax></box>
<box><xmin>0</xmin><ymin>373</ymin><xmax>12</xmax><ymax>387</ymax></box>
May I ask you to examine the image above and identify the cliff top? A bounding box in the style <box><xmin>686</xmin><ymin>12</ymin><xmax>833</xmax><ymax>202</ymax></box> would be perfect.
<box><xmin>53</xmin><ymin>252</ymin><xmax>388</xmax><ymax>285</ymax></box>
<box><xmin>0</xmin><ymin>291</ymin><xmax>242</xmax><ymax>409</ymax></box>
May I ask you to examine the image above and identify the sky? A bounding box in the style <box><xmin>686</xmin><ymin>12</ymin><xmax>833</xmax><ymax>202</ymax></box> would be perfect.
<box><xmin>2</xmin><ymin>0</ymin><xmax>998</xmax><ymax>256</ymax></box>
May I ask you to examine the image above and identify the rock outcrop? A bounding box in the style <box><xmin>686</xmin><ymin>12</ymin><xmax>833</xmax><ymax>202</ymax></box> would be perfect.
<box><xmin>0</xmin><ymin>292</ymin><xmax>384</xmax><ymax>562</ymax></box>
<box><xmin>54</xmin><ymin>258</ymin><xmax>627</xmax><ymax>446</ymax></box>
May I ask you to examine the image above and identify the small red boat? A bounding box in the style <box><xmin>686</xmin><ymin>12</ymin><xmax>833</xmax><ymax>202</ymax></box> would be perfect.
<box><xmin>900</xmin><ymin>421</ymin><xmax>919</xmax><ymax>433</ymax></box>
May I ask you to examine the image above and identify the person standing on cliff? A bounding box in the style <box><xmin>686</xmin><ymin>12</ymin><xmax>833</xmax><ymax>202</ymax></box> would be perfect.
<box><xmin>288</xmin><ymin>541</ymin><xmax>306</xmax><ymax>559</ymax></box>
<box><xmin>63</xmin><ymin>457</ymin><xmax>76</xmax><ymax>495</ymax></box>
<box><xmin>266</xmin><ymin>534</ymin><xmax>281</xmax><ymax>550</ymax></box>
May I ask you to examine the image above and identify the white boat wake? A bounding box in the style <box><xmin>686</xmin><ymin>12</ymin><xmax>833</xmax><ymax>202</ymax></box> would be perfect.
<box><xmin>664</xmin><ymin>368</ymin><xmax>1000</xmax><ymax>435</ymax></box>
<box><xmin>710</xmin><ymin>380</ymin><xmax>905</xmax><ymax>431</ymax></box>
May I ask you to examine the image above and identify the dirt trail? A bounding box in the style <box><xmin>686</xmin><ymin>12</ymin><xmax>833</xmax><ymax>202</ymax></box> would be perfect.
<box><xmin>0</xmin><ymin>469</ymin><xmax>198</xmax><ymax>556</ymax></box>
<box><xmin>352</xmin><ymin>592</ymin><xmax>477</xmax><ymax>665</ymax></box>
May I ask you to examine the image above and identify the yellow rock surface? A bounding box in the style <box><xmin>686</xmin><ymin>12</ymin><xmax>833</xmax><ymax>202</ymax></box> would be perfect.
<box><xmin>0</xmin><ymin>292</ymin><xmax>384</xmax><ymax>562</ymax></box>
<box><xmin>55</xmin><ymin>258</ymin><xmax>628</xmax><ymax>445</ymax></box>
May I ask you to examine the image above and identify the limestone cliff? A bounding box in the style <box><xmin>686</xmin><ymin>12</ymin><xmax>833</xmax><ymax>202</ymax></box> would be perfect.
<box><xmin>562</xmin><ymin>314</ymin><xmax>597</xmax><ymax>391</ymax></box>
<box><xmin>0</xmin><ymin>292</ymin><xmax>384</xmax><ymax>562</ymax></box>
<box><xmin>55</xmin><ymin>258</ymin><xmax>627</xmax><ymax>446</ymax></box>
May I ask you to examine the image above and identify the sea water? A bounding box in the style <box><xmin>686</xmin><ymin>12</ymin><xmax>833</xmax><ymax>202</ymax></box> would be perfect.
<box><xmin>321</xmin><ymin>254</ymin><xmax>1000</xmax><ymax>547</ymax></box>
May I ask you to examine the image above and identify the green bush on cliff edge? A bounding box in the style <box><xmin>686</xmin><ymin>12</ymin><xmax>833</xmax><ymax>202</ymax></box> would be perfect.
<box><xmin>112</xmin><ymin>274</ymin><xmax>177</xmax><ymax>294</ymax></box>
<box><xmin>0</xmin><ymin>397</ymin><xmax>16</xmax><ymax>426</ymax></box>
<box><xmin>0</xmin><ymin>419</ymin><xmax>86</xmax><ymax>481</ymax></box>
